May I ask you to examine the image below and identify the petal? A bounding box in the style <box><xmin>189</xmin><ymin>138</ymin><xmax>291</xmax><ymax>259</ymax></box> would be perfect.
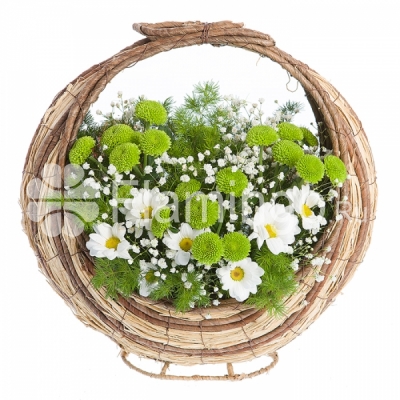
<box><xmin>267</xmin><ymin>238</ymin><xmax>284</xmax><ymax>255</ymax></box>
<box><xmin>95</xmin><ymin>223</ymin><xmax>112</xmax><ymax>239</ymax></box>
<box><xmin>175</xmin><ymin>250</ymin><xmax>190</xmax><ymax>265</ymax></box>
<box><xmin>180</xmin><ymin>223</ymin><xmax>193</xmax><ymax>238</ymax></box>
<box><xmin>306</xmin><ymin>192</ymin><xmax>321</xmax><ymax>208</ymax></box>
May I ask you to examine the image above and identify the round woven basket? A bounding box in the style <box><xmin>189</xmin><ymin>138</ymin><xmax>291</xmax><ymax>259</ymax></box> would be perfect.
<box><xmin>21</xmin><ymin>21</ymin><xmax>377</xmax><ymax>381</ymax></box>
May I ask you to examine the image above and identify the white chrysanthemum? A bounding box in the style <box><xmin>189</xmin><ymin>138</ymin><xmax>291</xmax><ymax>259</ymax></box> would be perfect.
<box><xmin>249</xmin><ymin>202</ymin><xmax>300</xmax><ymax>254</ymax></box>
<box><xmin>139</xmin><ymin>262</ymin><xmax>159</xmax><ymax>297</ymax></box>
<box><xmin>163</xmin><ymin>223</ymin><xmax>204</xmax><ymax>265</ymax></box>
<box><xmin>286</xmin><ymin>185</ymin><xmax>326</xmax><ymax>232</ymax></box>
<box><xmin>121</xmin><ymin>188</ymin><xmax>169</xmax><ymax>237</ymax></box>
<box><xmin>216</xmin><ymin>258</ymin><xmax>264</xmax><ymax>302</ymax></box>
<box><xmin>86</xmin><ymin>222</ymin><xmax>131</xmax><ymax>260</ymax></box>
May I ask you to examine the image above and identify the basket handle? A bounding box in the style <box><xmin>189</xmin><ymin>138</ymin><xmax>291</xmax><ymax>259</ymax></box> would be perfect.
<box><xmin>120</xmin><ymin>350</ymin><xmax>279</xmax><ymax>381</ymax></box>
<box><xmin>132</xmin><ymin>20</ymin><xmax>275</xmax><ymax>46</ymax></box>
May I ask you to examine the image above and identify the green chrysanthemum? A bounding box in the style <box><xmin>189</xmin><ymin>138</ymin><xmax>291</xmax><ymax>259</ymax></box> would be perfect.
<box><xmin>117</xmin><ymin>185</ymin><xmax>133</xmax><ymax>201</ymax></box>
<box><xmin>151</xmin><ymin>207</ymin><xmax>171</xmax><ymax>238</ymax></box>
<box><xmin>100</xmin><ymin>124</ymin><xmax>137</xmax><ymax>154</ymax></box>
<box><xmin>246</xmin><ymin>125</ymin><xmax>279</xmax><ymax>146</ymax></box>
<box><xmin>139</xmin><ymin>129</ymin><xmax>171</xmax><ymax>156</ymax></box>
<box><xmin>216</xmin><ymin>167</ymin><xmax>248</xmax><ymax>197</ymax></box>
<box><xmin>175</xmin><ymin>179</ymin><xmax>201</xmax><ymax>201</ymax></box>
<box><xmin>300</xmin><ymin>127</ymin><xmax>318</xmax><ymax>147</ymax></box>
<box><xmin>272</xmin><ymin>140</ymin><xmax>304</xmax><ymax>167</ymax></box>
<box><xmin>296</xmin><ymin>154</ymin><xmax>325</xmax><ymax>183</ymax></box>
<box><xmin>222</xmin><ymin>232</ymin><xmax>251</xmax><ymax>262</ymax></box>
<box><xmin>277</xmin><ymin>122</ymin><xmax>304</xmax><ymax>141</ymax></box>
<box><xmin>109</xmin><ymin>143</ymin><xmax>141</xmax><ymax>173</ymax></box>
<box><xmin>68</xmin><ymin>136</ymin><xmax>95</xmax><ymax>165</ymax></box>
<box><xmin>324</xmin><ymin>155</ymin><xmax>347</xmax><ymax>184</ymax></box>
<box><xmin>185</xmin><ymin>194</ymin><xmax>219</xmax><ymax>229</ymax></box>
<box><xmin>191</xmin><ymin>232</ymin><xmax>224</xmax><ymax>265</ymax></box>
<box><xmin>135</xmin><ymin>100</ymin><xmax>167</xmax><ymax>125</ymax></box>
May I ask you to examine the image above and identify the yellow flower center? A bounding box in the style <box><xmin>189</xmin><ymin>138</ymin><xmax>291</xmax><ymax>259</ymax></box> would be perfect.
<box><xmin>230</xmin><ymin>266</ymin><xmax>245</xmax><ymax>281</ymax></box>
<box><xmin>145</xmin><ymin>271</ymin><xmax>157</xmax><ymax>284</ymax></box>
<box><xmin>264</xmin><ymin>224</ymin><xmax>277</xmax><ymax>238</ymax></box>
<box><xmin>179</xmin><ymin>237</ymin><xmax>193</xmax><ymax>252</ymax></box>
<box><xmin>302</xmin><ymin>204</ymin><xmax>313</xmax><ymax>217</ymax></box>
<box><xmin>140</xmin><ymin>206</ymin><xmax>153</xmax><ymax>219</ymax></box>
<box><xmin>105</xmin><ymin>236</ymin><xmax>120</xmax><ymax>249</ymax></box>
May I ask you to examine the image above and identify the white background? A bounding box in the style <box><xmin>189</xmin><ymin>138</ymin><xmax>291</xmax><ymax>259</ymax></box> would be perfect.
<box><xmin>1</xmin><ymin>0</ymin><xmax>399</xmax><ymax>399</ymax></box>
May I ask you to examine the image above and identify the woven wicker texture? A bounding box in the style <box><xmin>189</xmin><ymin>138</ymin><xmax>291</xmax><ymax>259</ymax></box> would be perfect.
<box><xmin>20</xmin><ymin>21</ymin><xmax>377</xmax><ymax>379</ymax></box>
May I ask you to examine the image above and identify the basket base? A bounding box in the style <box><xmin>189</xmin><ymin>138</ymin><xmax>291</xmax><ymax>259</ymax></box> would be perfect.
<box><xmin>120</xmin><ymin>351</ymin><xmax>279</xmax><ymax>381</ymax></box>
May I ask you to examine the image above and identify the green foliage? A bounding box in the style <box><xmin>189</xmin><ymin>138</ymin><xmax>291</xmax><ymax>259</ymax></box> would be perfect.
<box><xmin>246</xmin><ymin>246</ymin><xmax>297</xmax><ymax>316</ymax></box>
<box><xmin>150</xmin><ymin>272</ymin><xmax>210</xmax><ymax>313</ymax></box>
<box><xmin>77</xmin><ymin>111</ymin><xmax>102</xmax><ymax>139</ymax></box>
<box><xmin>172</xmin><ymin>81</ymin><xmax>226</xmax><ymax>134</ymax></box>
<box><xmin>92</xmin><ymin>258</ymin><xmax>140</xmax><ymax>299</ymax></box>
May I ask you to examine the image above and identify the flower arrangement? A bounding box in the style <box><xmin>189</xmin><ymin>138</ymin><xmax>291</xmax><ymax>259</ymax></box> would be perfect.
<box><xmin>67</xmin><ymin>81</ymin><xmax>347</xmax><ymax>314</ymax></box>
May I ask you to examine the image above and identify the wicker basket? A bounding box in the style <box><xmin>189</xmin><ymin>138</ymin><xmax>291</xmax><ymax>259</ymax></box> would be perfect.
<box><xmin>20</xmin><ymin>21</ymin><xmax>377</xmax><ymax>381</ymax></box>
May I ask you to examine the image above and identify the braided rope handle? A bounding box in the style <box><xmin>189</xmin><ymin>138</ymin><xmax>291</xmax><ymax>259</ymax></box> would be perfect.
<box><xmin>120</xmin><ymin>351</ymin><xmax>279</xmax><ymax>381</ymax></box>
<box><xmin>133</xmin><ymin>20</ymin><xmax>275</xmax><ymax>46</ymax></box>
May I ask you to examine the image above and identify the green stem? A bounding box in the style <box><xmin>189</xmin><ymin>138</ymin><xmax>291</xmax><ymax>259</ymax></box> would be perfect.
<box><xmin>259</xmin><ymin>146</ymin><xmax>264</xmax><ymax>165</ymax></box>
<box><xmin>133</xmin><ymin>166</ymin><xmax>144</xmax><ymax>178</ymax></box>
<box><xmin>216</xmin><ymin>207</ymin><xmax>227</xmax><ymax>235</ymax></box>
<box><xmin>88</xmin><ymin>156</ymin><xmax>107</xmax><ymax>173</ymax></box>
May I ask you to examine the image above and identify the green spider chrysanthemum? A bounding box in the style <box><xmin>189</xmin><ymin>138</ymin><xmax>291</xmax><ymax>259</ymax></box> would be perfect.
<box><xmin>246</xmin><ymin>125</ymin><xmax>279</xmax><ymax>147</ymax></box>
<box><xmin>324</xmin><ymin>155</ymin><xmax>347</xmax><ymax>184</ymax></box>
<box><xmin>277</xmin><ymin>122</ymin><xmax>304</xmax><ymax>141</ymax></box>
<box><xmin>68</xmin><ymin>136</ymin><xmax>95</xmax><ymax>165</ymax></box>
<box><xmin>109</xmin><ymin>143</ymin><xmax>141</xmax><ymax>172</ymax></box>
<box><xmin>135</xmin><ymin>100</ymin><xmax>168</xmax><ymax>125</ymax></box>
<box><xmin>139</xmin><ymin>129</ymin><xmax>171</xmax><ymax>156</ymax></box>
<box><xmin>117</xmin><ymin>185</ymin><xmax>133</xmax><ymax>201</ymax></box>
<box><xmin>175</xmin><ymin>179</ymin><xmax>201</xmax><ymax>202</ymax></box>
<box><xmin>100</xmin><ymin>124</ymin><xmax>137</xmax><ymax>154</ymax></box>
<box><xmin>222</xmin><ymin>232</ymin><xmax>251</xmax><ymax>262</ymax></box>
<box><xmin>216</xmin><ymin>167</ymin><xmax>248</xmax><ymax>197</ymax></box>
<box><xmin>151</xmin><ymin>207</ymin><xmax>171</xmax><ymax>238</ymax></box>
<box><xmin>296</xmin><ymin>154</ymin><xmax>325</xmax><ymax>183</ymax></box>
<box><xmin>272</xmin><ymin>140</ymin><xmax>304</xmax><ymax>167</ymax></box>
<box><xmin>300</xmin><ymin>127</ymin><xmax>318</xmax><ymax>147</ymax></box>
<box><xmin>185</xmin><ymin>194</ymin><xmax>219</xmax><ymax>229</ymax></box>
<box><xmin>191</xmin><ymin>232</ymin><xmax>224</xmax><ymax>265</ymax></box>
